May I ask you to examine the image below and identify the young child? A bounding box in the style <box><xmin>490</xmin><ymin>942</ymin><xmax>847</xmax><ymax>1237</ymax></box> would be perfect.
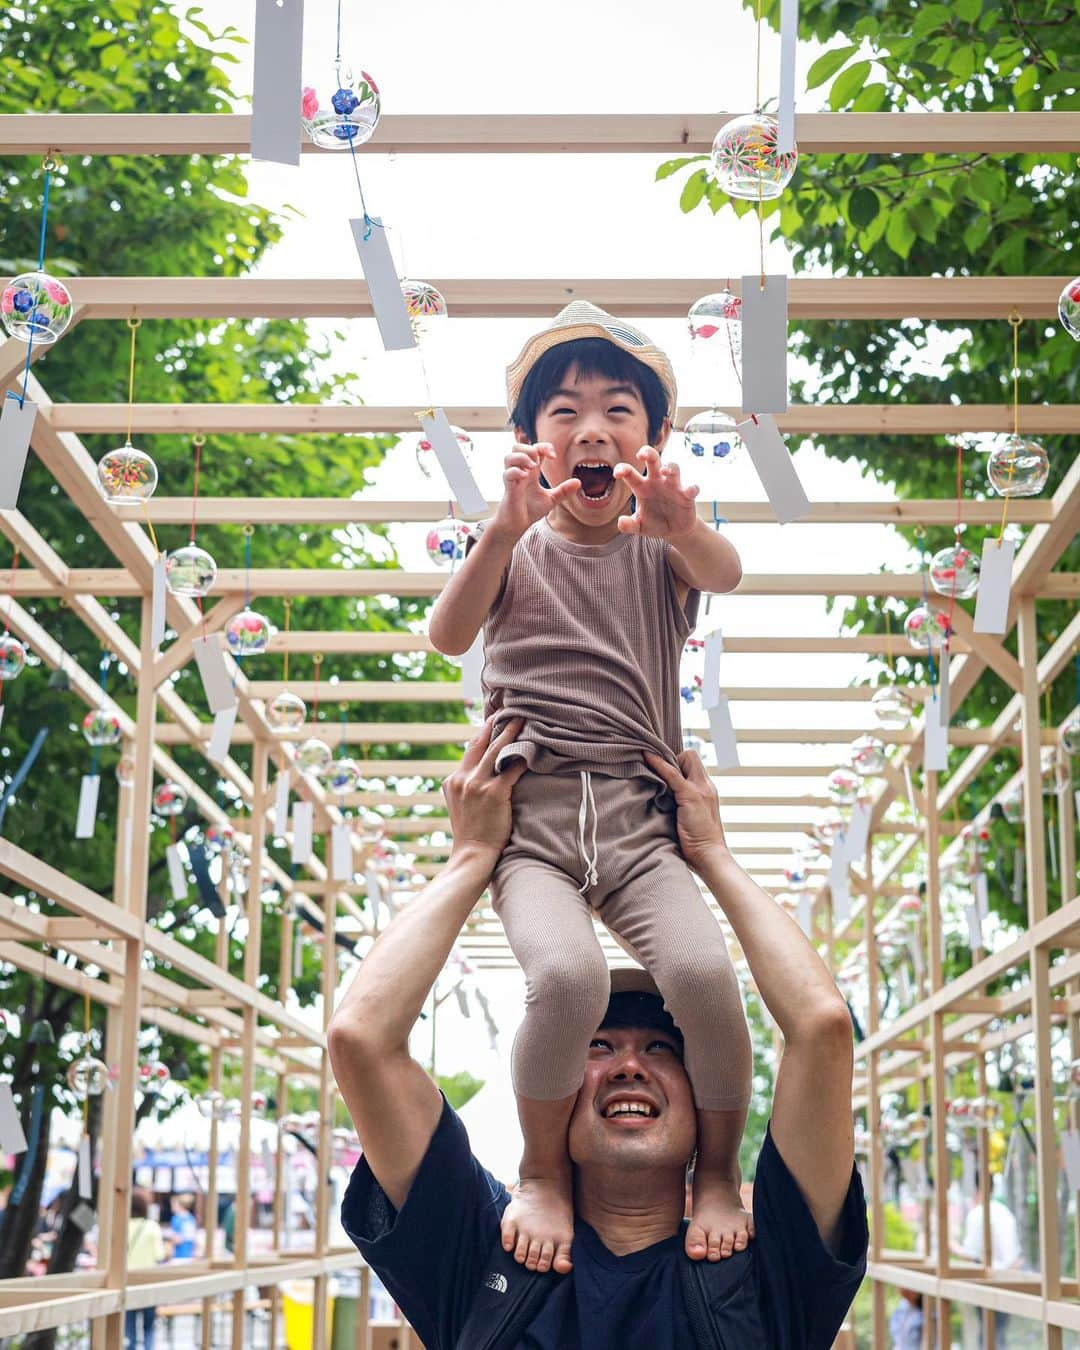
<box><xmin>428</xmin><ymin>300</ymin><xmax>752</xmax><ymax>1277</ymax></box>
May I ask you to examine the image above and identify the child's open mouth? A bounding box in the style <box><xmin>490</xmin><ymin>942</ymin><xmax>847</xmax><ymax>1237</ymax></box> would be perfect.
<box><xmin>572</xmin><ymin>462</ymin><xmax>615</xmax><ymax>505</ymax></box>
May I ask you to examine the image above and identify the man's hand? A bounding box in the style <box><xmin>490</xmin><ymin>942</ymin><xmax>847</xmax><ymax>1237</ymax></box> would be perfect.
<box><xmin>614</xmin><ymin>447</ymin><xmax>700</xmax><ymax>540</ymax></box>
<box><xmin>443</xmin><ymin>716</ymin><xmax>528</xmax><ymax>862</ymax></box>
<box><xmin>643</xmin><ymin>750</ymin><xmax>729</xmax><ymax>872</ymax></box>
<box><xmin>489</xmin><ymin>443</ymin><xmax>580</xmax><ymax>541</ymax></box>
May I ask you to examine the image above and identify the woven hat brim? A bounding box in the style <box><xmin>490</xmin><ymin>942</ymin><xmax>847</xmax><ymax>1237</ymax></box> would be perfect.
<box><xmin>506</xmin><ymin>323</ymin><xmax>677</xmax><ymax>423</ymax></box>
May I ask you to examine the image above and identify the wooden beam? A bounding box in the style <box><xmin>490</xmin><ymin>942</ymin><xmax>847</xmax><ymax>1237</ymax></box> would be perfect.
<box><xmin>43</xmin><ymin>276</ymin><xmax>1071</xmax><ymax>321</ymax></box>
<box><xmin>2</xmin><ymin>111</ymin><xmax>1078</xmax><ymax>155</ymax></box>
<box><xmin>51</xmin><ymin>402</ymin><xmax>1080</xmax><ymax>441</ymax></box>
<box><xmin>246</xmin><ymin>680</ymin><xmax>933</xmax><ymax>704</ymax></box>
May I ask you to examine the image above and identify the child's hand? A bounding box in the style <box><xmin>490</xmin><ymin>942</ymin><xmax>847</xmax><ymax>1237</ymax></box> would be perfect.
<box><xmin>490</xmin><ymin>443</ymin><xmax>579</xmax><ymax>541</ymax></box>
<box><xmin>614</xmin><ymin>447</ymin><xmax>699</xmax><ymax>541</ymax></box>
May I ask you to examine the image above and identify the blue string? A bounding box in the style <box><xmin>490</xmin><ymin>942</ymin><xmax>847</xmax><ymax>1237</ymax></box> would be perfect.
<box><xmin>335</xmin><ymin>0</ymin><xmax>342</xmax><ymax>67</ymax></box>
<box><xmin>244</xmin><ymin>530</ymin><xmax>252</xmax><ymax>606</ymax></box>
<box><xmin>711</xmin><ymin>501</ymin><xmax>728</xmax><ymax>529</ymax></box>
<box><xmin>347</xmin><ymin>136</ymin><xmax>378</xmax><ymax>238</ymax></box>
<box><xmin>10</xmin><ymin>1083</ymin><xmax>45</xmax><ymax>1204</ymax></box>
<box><xmin>8</xmin><ymin>168</ymin><xmax>53</xmax><ymax>410</ymax></box>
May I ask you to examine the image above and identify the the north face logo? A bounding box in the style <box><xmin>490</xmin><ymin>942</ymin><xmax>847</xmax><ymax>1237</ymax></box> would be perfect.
<box><xmin>483</xmin><ymin>1272</ymin><xmax>508</xmax><ymax>1294</ymax></box>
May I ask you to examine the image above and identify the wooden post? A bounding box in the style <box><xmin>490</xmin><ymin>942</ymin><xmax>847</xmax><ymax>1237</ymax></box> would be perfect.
<box><xmin>924</xmin><ymin>768</ymin><xmax>952</xmax><ymax>1339</ymax></box>
<box><xmin>101</xmin><ymin>596</ymin><xmax>155</xmax><ymax>1350</ymax></box>
<box><xmin>201</xmin><ymin>914</ymin><xmax>229</xmax><ymax>1350</ymax></box>
<box><xmin>232</xmin><ymin>740</ymin><xmax>270</xmax><ymax>1349</ymax></box>
<box><xmin>1019</xmin><ymin>598</ymin><xmax>1062</xmax><ymax>1350</ymax></box>
<box><xmin>269</xmin><ymin>875</ymin><xmax>296</xmax><ymax>1350</ymax></box>
<box><xmin>863</xmin><ymin>834</ymin><xmax>888</xmax><ymax>1349</ymax></box>
<box><xmin>312</xmin><ymin>861</ymin><xmax>337</xmax><ymax>1350</ymax></box>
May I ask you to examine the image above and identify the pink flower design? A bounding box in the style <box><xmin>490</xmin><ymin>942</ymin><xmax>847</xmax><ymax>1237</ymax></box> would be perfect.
<box><xmin>301</xmin><ymin>86</ymin><xmax>319</xmax><ymax>119</ymax></box>
<box><xmin>1</xmin><ymin>291</ymin><xmax>12</xmax><ymax>315</ymax></box>
<box><xmin>44</xmin><ymin>279</ymin><xmax>70</xmax><ymax>306</ymax></box>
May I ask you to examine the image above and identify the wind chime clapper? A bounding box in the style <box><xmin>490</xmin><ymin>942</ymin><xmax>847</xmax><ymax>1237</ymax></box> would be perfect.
<box><xmin>0</xmin><ymin>153</ymin><xmax>72</xmax><ymax>509</ymax></box>
<box><xmin>74</xmin><ymin>652</ymin><xmax>123</xmax><ymax>840</ymax></box>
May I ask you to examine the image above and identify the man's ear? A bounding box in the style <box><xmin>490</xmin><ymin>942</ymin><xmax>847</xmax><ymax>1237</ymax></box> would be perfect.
<box><xmin>652</xmin><ymin>417</ymin><xmax>672</xmax><ymax>454</ymax></box>
<box><xmin>512</xmin><ymin>424</ymin><xmax>531</xmax><ymax>445</ymax></box>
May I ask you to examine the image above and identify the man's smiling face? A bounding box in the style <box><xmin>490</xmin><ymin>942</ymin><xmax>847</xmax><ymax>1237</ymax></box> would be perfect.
<box><xmin>567</xmin><ymin>1024</ymin><xmax>697</xmax><ymax>1173</ymax></box>
<box><xmin>520</xmin><ymin>366</ymin><xmax>667</xmax><ymax>531</ymax></box>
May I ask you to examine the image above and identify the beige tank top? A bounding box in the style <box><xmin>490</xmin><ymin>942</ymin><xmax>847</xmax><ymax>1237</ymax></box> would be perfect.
<box><xmin>477</xmin><ymin>518</ymin><xmax>699</xmax><ymax>785</ymax></box>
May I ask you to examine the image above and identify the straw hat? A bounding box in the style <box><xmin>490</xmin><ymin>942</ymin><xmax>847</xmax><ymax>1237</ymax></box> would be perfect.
<box><xmin>505</xmin><ymin>300</ymin><xmax>678</xmax><ymax>421</ymax></box>
<box><xmin>608</xmin><ymin>966</ymin><xmax>664</xmax><ymax>1000</ymax></box>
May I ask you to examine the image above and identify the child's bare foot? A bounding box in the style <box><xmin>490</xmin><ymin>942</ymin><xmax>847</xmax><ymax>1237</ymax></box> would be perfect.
<box><xmin>685</xmin><ymin>1175</ymin><xmax>755</xmax><ymax>1261</ymax></box>
<box><xmin>501</xmin><ymin>1172</ymin><xmax>575</xmax><ymax>1274</ymax></box>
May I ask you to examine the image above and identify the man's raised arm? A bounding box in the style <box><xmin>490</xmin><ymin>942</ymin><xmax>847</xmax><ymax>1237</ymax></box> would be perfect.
<box><xmin>646</xmin><ymin>752</ymin><xmax>855</xmax><ymax>1253</ymax></box>
<box><xmin>328</xmin><ymin>718</ymin><xmax>526</xmax><ymax>1211</ymax></box>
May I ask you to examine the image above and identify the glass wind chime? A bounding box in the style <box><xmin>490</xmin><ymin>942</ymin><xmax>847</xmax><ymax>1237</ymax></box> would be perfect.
<box><xmin>0</xmin><ymin>548</ymin><xmax>28</xmax><ymax>725</ymax></box>
<box><xmin>166</xmin><ymin>435</ymin><xmax>216</xmax><ymax>598</ymax></box>
<box><xmin>224</xmin><ymin>526</ymin><xmax>272</xmax><ymax>658</ymax></box>
<box><xmin>81</xmin><ymin>652</ymin><xmax>122</xmax><ymax>754</ymax></box>
<box><xmin>1</xmin><ymin>154</ymin><xmax>74</xmax><ymax>362</ymax></box>
<box><xmin>96</xmin><ymin>316</ymin><xmax>158</xmax><ymax>504</ymax></box>
<box><xmin>267</xmin><ymin>597</ymin><xmax>307</xmax><ymax>732</ymax></box>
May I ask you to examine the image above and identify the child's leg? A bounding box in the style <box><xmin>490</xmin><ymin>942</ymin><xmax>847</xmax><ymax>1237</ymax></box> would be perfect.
<box><xmin>599</xmin><ymin>851</ymin><xmax>754</xmax><ymax>1261</ymax></box>
<box><xmin>493</xmin><ymin>857</ymin><xmax>610</xmax><ymax>1275</ymax></box>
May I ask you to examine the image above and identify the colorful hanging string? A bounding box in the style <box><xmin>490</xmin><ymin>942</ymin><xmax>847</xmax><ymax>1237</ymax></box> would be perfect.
<box><xmin>943</xmin><ymin>439</ymin><xmax>964</xmax><ymax>652</ymax></box>
<box><xmin>281</xmin><ymin>597</ymin><xmax>292</xmax><ymax>686</ymax></box>
<box><xmin>190</xmin><ymin>433</ymin><xmax>207</xmax><ymax>636</ymax></box>
<box><xmin>0</xmin><ymin>546</ymin><xmax>21</xmax><ymax>719</ymax></box>
<box><xmin>9</xmin><ymin>155</ymin><xmax>59</xmax><ymax>412</ymax></box>
<box><xmin>124</xmin><ymin>313</ymin><xmax>161</xmax><ymax>556</ymax></box>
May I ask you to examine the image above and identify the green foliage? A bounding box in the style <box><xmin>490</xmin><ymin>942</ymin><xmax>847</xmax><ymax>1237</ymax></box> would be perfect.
<box><xmin>436</xmin><ymin>1070</ymin><xmax>486</xmax><ymax>1111</ymax></box>
<box><xmin>0</xmin><ymin>0</ymin><xmax>466</xmax><ymax>1217</ymax></box>
<box><xmin>657</xmin><ymin>0</ymin><xmax>1078</xmax><ymax>937</ymax></box>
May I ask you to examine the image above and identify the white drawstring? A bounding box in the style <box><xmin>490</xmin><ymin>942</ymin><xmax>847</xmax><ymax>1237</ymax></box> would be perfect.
<box><xmin>577</xmin><ymin>770</ymin><xmax>599</xmax><ymax>894</ymax></box>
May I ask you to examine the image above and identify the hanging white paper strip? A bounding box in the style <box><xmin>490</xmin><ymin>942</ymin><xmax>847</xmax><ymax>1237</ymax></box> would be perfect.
<box><xmin>902</xmin><ymin>763</ymin><xmax>918</xmax><ymax>819</ymax></box>
<box><xmin>1013</xmin><ymin>846</ymin><xmax>1025</xmax><ymax>908</ymax></box>
<box><xmin>1063</xmin><ymin>1130</ymin><xmax>1080</xmax><ymax>1193</ymax></box>
<box><xmin>78</xmin><ymin>1133</ymin><xmax>93</xmax><ymax>1200</ymax></box>
<box><xmin>973</xmin><ymin>537</ymin><xmax>1016</xmax><ymax>634</ymax></box>
<box><xmin>75</xmin><ymin>774</ymin><xmax>100</xmax><ymax>839</ymax></box>
<box><xmin>0</xmin><ymin>1081</ymin><xmax>27</xmax><ymax>1154</ymax></box>
<box><xmin>419</xmin><ymin>409</ymin><xmax>488</xmax><ymax>518</ymax></box>
<box><xmin>274</xmin><ymin>772</ymin><xmax>291</xmax><ymax>837</ymax></box>
<box><xmin>936</xmin><ymin>645</ymin><xmax>951</xmax><ymax>725</ymax></box>
<box><xmin>365</xmin><ymin>862</ymin><xmax>382</xmax><ymax>911</ymax></box>
<box><xmin>740</xmin><ymin>276</ymin><xmax>789</xmax><ymax>414</ymax></box>
<box><xmin>707</xmin><ymin>694</ymin><xmax>740</xmax><ymax>770</ymax></box>
<box><xmin>777</xmin><ymin>0</ymin><xmax>800</xmax><ymax>154</ymax></box>
<box><xmin>702</xmin><ymin>630</ymin><xmax>724</xmax><ymax>710</ymax></box>
<box><xmin>832</xmin><ymin>876</ymin><xmax>851</xmax><ymax>924</ymax></box>
<box><xmin>291</xmin><ymin>800</ymin><xmax>314</xmax><ymax>864</ymax></box>
<box><xmin>974</xmin><ymin>870</ymin><xmax>990</xmax><ymax>922</ymax></box>
<box><xmin>207</xmin><ymin>705</ymin><xmax>237</xmax><ymax>766</ymax></box>
<box><xmin>846</xmin><ymin>801</ymin><xmax>872</xmax><ymax>858</ymax></box>
<box><xmin>331</xmin><ymin>821</ymin><xmax>353</xmax><ymax>882</ymax></box>
<box><xmin>796</xmin><ymin>891</ymin><xmax>813</xmax><ymax>936</ymax></box>
<box><xmin>966</xmin><ymin>900</ymin><xmax>984</xmax><ymax>949</ymax></box>
<box><xmin>459</xmin><ymin>628</ymin><xmax>485</xmax><ymax>702</ymax></box>
<box><xmin>739</xmin><ymin>414</ymin><xmax>810</xmax><ymax>524</ymax></box>
<box><xmin>251</xmin><ymin>0</ymin><xmax>305</xmax><ymax>165</ymax></box>
<box><xmin>924</xmin><ymin>694</ymin><xmax>949</xmax><ymax>771</ymax></box>
<box><xmin>350</xmin><ymin>218</ymin><xmax>417</xmax><ymax>352</ymax></box>
<box><xmin>0</xmin><ymin>396</ymin><xmax>37</xmax><ymax>509</ymax></box>
<box><xmin>192</xmin><ymin>635</ymin><xmax>237</xmax><ymax>714</ymax></box>
<box><xmin>165</xmin><ymin>843</ymin><xmax>187</xmax><ymax>901</ymax></box>
<box><xmin>150</xmin><ymin>555</ymin><xmax>167</xmax><ymax>651</ymax></box>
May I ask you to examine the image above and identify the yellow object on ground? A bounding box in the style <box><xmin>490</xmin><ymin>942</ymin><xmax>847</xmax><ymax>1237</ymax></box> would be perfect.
<box><xmin>282</xmin><ymin>1279</ymin><xmax>335</xmax><ymax>1350</ymax></box>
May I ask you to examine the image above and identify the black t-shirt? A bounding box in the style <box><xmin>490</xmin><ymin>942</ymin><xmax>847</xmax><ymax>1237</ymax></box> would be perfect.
<box><xmin>341</xmin><ymin>1097</ymin><xmax>868</xmax><ymax>1350</ymax></box>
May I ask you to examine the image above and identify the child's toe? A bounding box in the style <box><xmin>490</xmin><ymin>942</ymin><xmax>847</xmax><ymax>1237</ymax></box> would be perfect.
<box><xmin>685</xmin><ymin>1221</ymin><xmax>708</xmax><ymax>1260</ymax></box>
<box><xmin>513</xmin><ymin>1233</ymin><xmax>530</xmax><ymax>1265</ymax></box>
<box><xmin>535</xmin><ymin>1240</ymin><xmax>555</xmax><ymax>1273</ymax></box>
<box><xmin>553</xmin><ymin>1241</ymin><xmax>574</xmax><ymax>1274</ymax></box>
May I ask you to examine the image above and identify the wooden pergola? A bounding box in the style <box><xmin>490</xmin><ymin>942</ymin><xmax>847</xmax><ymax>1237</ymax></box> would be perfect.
<box><xmin>0</xmin><ymin>109</ymin><xmax>1077</xmax><ymax>1350</ymax></box>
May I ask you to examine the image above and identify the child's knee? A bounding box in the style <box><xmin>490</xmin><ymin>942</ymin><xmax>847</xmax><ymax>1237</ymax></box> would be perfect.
<box><xmin>525</xmin><ymin>947</ymin><xmax>609</xmax><ymax>1024</ymax></box>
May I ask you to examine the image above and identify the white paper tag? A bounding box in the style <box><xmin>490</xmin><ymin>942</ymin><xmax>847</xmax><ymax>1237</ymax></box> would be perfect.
<box><xmin>78</xmin><ymin>1132</ymin><xmax>92</xmax><ymax>1199</ymax></box>
<box><xmin>75</xmin><ymin>774</ymin><xmax>100</xmax><ymax>839</ymax></box>
<box><xmin>936</xmin><ymin>645</ymin><xmax>951</xmax><ymax>725</ymax></box>
<box><xmin>777</xmin><ymin>0</ymin><xmax>799</xmax><ymax>154</ymax></box>
<box><xmin>207</xmin><ymin>705</ymin><xmax>237</xmax><ymax>765</ymax></box>
<box><xmin>707</xmin><ymin>694</ymin><xmax>740</xmax><ymax>770</ymax></box>
<box><xmin>1075</xmin><ymin>788</ymin><xmax>1080</xmax><ymax>824</ymax></box>
<box><xmin>796</xmin><ymin>891</ymin><xmax>812</xmax><ymax>936</ymax></box>
<box><xmin>1013</xmin><ymin>846</ymin><xmax>1025</xmax><ymax>908</ymax></box>
<box><xmin>846</xmin><ymin>801</ymin><xmax>872</xmax><ymax>858</ymax></box>
<box><xmin>973</xmin><ymin>537</ymin><xmax>1016</xmax><ymax>635</ymax></box>
<box><xmin>961</xmin><ymin>1143</ymin><xmax>976</xmax><ymax>1199</ymax></box>
<box><xmin>165</xmin><ymin>843</ymin><xmax>187</xmax><ymax>901</ymax></box>
<box><xmin>350</xmin><ymin>218</ymin><xmax>417</xmax><ymax>352</ymax></box>
<box><xmin>966</xmin><ymin>900</ymin><xmax>984</xmax><ymax>949</ymax></box>
<box><xmin>739</xmin><ymin>414</ymin><xmax>810</xmax><ymax>524</ymax></box>
<box><xmin>0</xmin><ymin>1081</ymin><xmax>27</xmax><ymax>1154</ymax></box>
<box><xmin>898</xmin><ymin>962</ymin><xmax>912</xmax><ymax>1006</ymax></box>
<box><xmin>365</xmin><ymin>861</ymin><xmax>382</xmax><ymax>909</ymax></box>
<box><xmin>331</xmin><ymin>821</ymin><xmax>353</xmax><ymax>881</ymax></box>
<box><xmin>0</xmin><ymin>396</ymin><xmax>37</xmax><ymax>509</ymax></box>
<box><xmin>420</xmin><ymin>409</ymin><xmax>488</xmax><ymax>518</ymax></box>
<box><xmin>291</xmin><ymin>800</ymin><xmax>314</xmax><ymax>864</ymax></box>
<box><xmin>908</xmin><ymin>932</ymin><xmax>925</xmax><ymax>983</ymax></box>
<box><xmin>974</xmin><ymin>870</ymin><xmax>990</xmax><ymax>921</ymax></box>
<box><xmin>151</xmin><ymin>555</ymin><xmax>167</xmax><ymax>651</ymax></box>
<box><xmin>274</xmin><ymin>772</ymin><xmax>291</xmax><ymax>837</ymax></box>
<box><xmin>702</xmin><ymin>630</ymin><xmax>724</xmax><ymax>710</ymax></box>
<box><xmin>903</xmin><ymin>762</ymin><xmax>918</xmax><ymax>819</ymax></box>
<box><xmin>740</xmin><ymin>276</ymin><xmax>789</xmax><ymax>414</ymax></box>
<box><xmin>192</xmin><ymin>634</ymin><xmax>237</xmax><ymax>714</ymax></box>
<box><xmin>459</xmin><ymin>628</ymin><xmax>485</xmax><ymax>701</ymax></box>
<box><xmin>832</xmin><ymin>874</ymin><xmax>851</xmax><ymax>923</ymax></box>
<box><xmin>1063</xmin><ymin>1130</ymin><xmax>1080</xmax><ymax>1192</ymax></box>
<box><xmin>251</xmin><ymin>0</ymin><xmax>305</xmax><ymax>165</ymax></box>
<box><xmin>924</xmin><ymin>693</ymin><xmax>949</xmax><ymax>771</ymax></box>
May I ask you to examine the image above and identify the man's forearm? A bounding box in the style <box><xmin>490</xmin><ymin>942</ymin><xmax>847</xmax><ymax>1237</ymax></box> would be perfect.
<box><xmin>330</xmin><ymin>846</ymin><xmax>496</xmax><ymax>1055</ymax></box>
<box><xmin>697</xmin><ymin>846</ymin><xmax>843</xmax><ymax>1040</ymax></box>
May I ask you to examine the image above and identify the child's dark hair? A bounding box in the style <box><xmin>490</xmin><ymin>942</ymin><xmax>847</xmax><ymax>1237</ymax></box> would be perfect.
<box><xmin>510</xmin><ymin>337</ymin><xmax>669</xmax><ymax>444</ymax></box>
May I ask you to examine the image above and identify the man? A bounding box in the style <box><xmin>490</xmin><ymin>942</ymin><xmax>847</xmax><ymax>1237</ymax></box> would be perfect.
<box><xmin>329</xmin><ymin>719</ymin><xmax>868</xmax><ymax>1348</ymax></box>
<box><xmin>953</xmin><ymin>1175</ymin><xmax>1022</xmax><ymax>1346</ymax></box>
